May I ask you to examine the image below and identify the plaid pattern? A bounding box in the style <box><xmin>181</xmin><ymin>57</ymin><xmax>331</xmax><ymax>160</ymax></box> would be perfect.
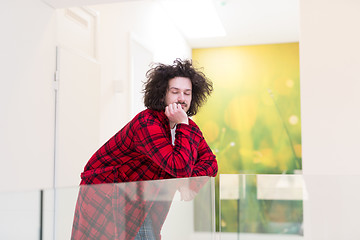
<box><xmin>71</xmin><ymin>109</ymin><xmax>217</xmax><ymax>240</ymax></box>
<box><xmin>71</xmin><ymin>181</ymin><xmax>175</xmax><ymax>240</ymax></box>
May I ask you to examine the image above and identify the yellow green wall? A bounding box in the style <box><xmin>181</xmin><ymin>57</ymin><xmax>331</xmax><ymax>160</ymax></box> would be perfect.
<box><xmin>192</xmin><ymin>43</ymin><xmax>301</xmax><ymax>174</ymax></box>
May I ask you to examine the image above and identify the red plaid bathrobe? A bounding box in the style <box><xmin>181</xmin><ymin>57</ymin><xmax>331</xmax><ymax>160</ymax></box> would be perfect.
<box><xmin>71</xmin><ymin>109</ymin><xmax>217</xmax><ymax>240</ymax></box>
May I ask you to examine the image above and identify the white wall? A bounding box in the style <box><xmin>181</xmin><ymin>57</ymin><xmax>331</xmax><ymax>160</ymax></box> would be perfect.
<box><xmin>91</xmin><ymin>1</ymin><xmax>191</xmax><ymax>143</ymax></box>
<box><xmin>300</xmin><ymin>0</ymin><xmax>360</xmax><ymax>175</ymax></box>
<box><xmin>0</xmin><ymin>2</ymin><xmax>56</xmax><ymax>239</ymax></box>
<box><xmin>300</xmin><ymin>0</ymin><xmax>360</xmax><ymax>239</ymax></box>
<box><xmin>0</xmin><ymin>0</ymin><xmax>56</xmax><ymax>191</ymax></box>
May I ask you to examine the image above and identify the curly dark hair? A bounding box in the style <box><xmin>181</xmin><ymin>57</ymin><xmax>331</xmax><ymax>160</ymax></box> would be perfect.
<box><xmin>143</xmin><ymin>59</ymin><xmax>213</xmax><ymax>116</ymax></box>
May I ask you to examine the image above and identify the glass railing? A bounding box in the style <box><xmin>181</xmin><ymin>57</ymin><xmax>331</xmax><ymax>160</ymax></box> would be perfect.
<box><xmin>0</xmin><ymin>176</ymin><xmax>215</xmax><ymax>240</ymax></box>
<box><xmin>0</xmin><ymin>190</ymin><xmax>42</xmax><ymax>240</ymax></box>
<box><xmin>2</xmin><ymin>174</ymin><xmax>360</xmax><ymax>240</ymax></box>
<box><xmin>219</xmin><ymin>174</ymin><xmax>360</xmax><ymax>240</ymax></box>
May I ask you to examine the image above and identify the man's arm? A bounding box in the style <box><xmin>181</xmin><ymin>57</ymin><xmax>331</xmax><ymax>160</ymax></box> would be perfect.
<box><xmin>135</xmin><ymin>121</ymin><xmax>202</xmax><ymax>178</ymax></box>
<box><xmin>176</xmin><ymin>135</ymin><xmax>217</xmax><ymax>199</ymax></box>
<box><xmin>191</xmin><ymin>136</ymin><xmax>218</xmax><ymax>177</ymax></box>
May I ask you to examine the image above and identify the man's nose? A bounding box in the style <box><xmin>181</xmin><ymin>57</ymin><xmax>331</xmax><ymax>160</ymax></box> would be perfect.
<box><xmin>178</xmin><ymin>92</ymin><xmax>185</xmax><ymax>102</ymax></box>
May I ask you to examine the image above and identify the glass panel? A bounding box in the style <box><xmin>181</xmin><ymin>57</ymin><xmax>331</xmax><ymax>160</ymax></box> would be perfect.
<box><xmin>46</xmin><ymin>176</ymin><xmax>215</xmax><ymax>240</ymax></box>
<box><xmin>4</xmin><ymin>175</ymin><xmax>358</xmax><ymax>239</ymax></box>
<box><xmin>220</xmin><ymin>174</ymin><xmax>304</xmax><ymax>239</ymax></box>
<box><xmin>0</xmin><ymin>190</ymin><xmax>41</xmax><ymax>240</ymax></box>
<box><xmin>219</xmin><ymin>174</ymin><xmax>360</xmax><ymax>240</ymax></box>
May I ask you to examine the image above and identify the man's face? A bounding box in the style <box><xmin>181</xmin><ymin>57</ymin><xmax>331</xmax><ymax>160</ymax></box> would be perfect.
<box><xmin>165</xmin><ymin>77</ymin><xmax>192</xmax><ymax>113</ymax></box>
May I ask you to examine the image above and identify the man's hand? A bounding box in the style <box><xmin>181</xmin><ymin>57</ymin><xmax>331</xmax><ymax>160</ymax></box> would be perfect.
<box><xmin>165</xmin><ymin>103</ymin><xmax>189</xmax><ymax>127</ymax></box>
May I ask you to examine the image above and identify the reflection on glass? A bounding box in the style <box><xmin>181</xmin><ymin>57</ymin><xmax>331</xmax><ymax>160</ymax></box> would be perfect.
<box><xmin>51</xmin><ymin>176</ymin><xmax>215</xmax><ymax>240</ymax></box>
<box><xmin>2</xmin><ymin>175</ymin><xmax>360</xmax><ymax>239</ymax></box>
<box><xmin>220</xmin><ymin>174</ymin><xmax>304</xmax><ymax>238</ymax></box>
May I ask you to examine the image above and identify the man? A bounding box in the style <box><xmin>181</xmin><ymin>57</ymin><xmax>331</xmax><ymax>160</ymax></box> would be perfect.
<box><xmin>71</xmin><ymin>59</ymin><xmax>218</xmax><ymax>240</ymax></box>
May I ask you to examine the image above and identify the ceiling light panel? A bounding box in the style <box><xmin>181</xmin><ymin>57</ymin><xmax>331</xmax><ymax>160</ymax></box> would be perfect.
<box><xmin>160</xmin><ymin>0</ymin><xmax>226</xmax><ymax>39</ymax></box>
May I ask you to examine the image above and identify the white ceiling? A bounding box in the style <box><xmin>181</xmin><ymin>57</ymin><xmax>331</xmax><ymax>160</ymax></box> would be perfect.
<box><xmin>190</xmin><ymin>0</ymin><xmax>300</xmax><ymax>48</ymax></box>
<box><xmin>43</xmin><ymin>0</ymin><xmax>299</xmax><ymax>48</ymax></box>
